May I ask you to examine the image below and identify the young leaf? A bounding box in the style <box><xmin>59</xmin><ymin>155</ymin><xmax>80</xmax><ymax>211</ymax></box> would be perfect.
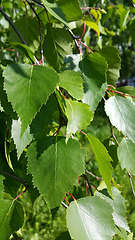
<box><xmin>59</xmin><ymin>70</ymin><xmax>84</xmax><ymax>100</ymax></box>
<box><xmin>80</xmin><ymin>53</ymin><xmax>107</xmax><ymax>113</ymax></box>
<box><xmin>105</xmin><ymin>96</ymin><xmax>135</xmax><ymax>143</ymax></box>
<box><xmin>87</xmin><ymin>135</ymin><xmax>113</xmax><ymax>196</ymax></box>
<box><xmin>117</xmin><ymin>138</ymin><xmax>135</xmax><ymax>175</ymax></box>
<box><xmin>0</xmin><ymin>200</ymin><xmax>24</xmax><ymax>240</ymax></box>
<box><xmin>27</xmin><ymin>137</ymin><xmax>86</xmax><ymax>208</ymax></box>
<box><xmin>3</xmin><ymin>63</ymin><xmax>59</xmax><ymax>135</ymax></box>
<box><xmin>65</xmin><ymin>99</ymin><xmax>93</xmax><ymax>140</ymax></box>
<box><xmin>43</xmin><ymin>25</ymin><xmax>73</xmax><ymax>72</ymax></box>
<box><xmin>99</xmin><ymin>46</ymin><xmax>121</xmax><ymax>86</ymax></box>
<box><xmin>66</xmin><ymin>196</ymin><xmax>116</xmax><ymax>240</ymax></box>
<box><xmin>96</xmin><ymin>187</ymin><xmax>130</xmax><ymax>233</ymax></box>
<box><xmin>12</xmin><ymin>118</ymin><xmax>33</xmax><ymax>159</ymax></box>
<box><xmin>83</xmin><ymin>16</ymin><xmax>100</xmax><ymax>36</ymax></box>
<box><xmin>57</xmin><ymin>0</ymin><xmax>82</xmax><ymax>21</ymax></box>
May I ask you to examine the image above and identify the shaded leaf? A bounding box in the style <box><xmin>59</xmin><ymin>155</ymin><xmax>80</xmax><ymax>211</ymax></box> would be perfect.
<box><xmin>116</xmin><ymin>86</ymin><xmax>135</xmax><ymax>102</ymax></box>
<box><xmin>99</xmin><ymin>46</ymin><xmax>121</xmax><ymax>86</ymax></box>
<box><xmin>6</xmin><ymin>42</ymin><xmax>35</xmax><ymax>63</ymax></box>
<box><xmin>67</xmin><ymin>196</ymin><xmax>116</xmax><ymax>240</ymax></box>
<box><xmin>27</xmin><ymin>137</ymin><xmax>86</xmax><ymax>208</ymax></box>
<box><xmin>55</xmin><ymin>231</ymin><xmax>71</xmax><ymax>240</ymax></box>
<box><xmin>129</xmin><ymin>19</ymin><xmax>135</xmax><ymax>45</ymax></box>
<box><xmin>96</xmin><ymin>187</ymin><xmax>130</xmax><ymax>232</ymax></box>
<box><xmin>43</xmin><ymin>25</ymin><xmax>73</xmax><ymax>72</ymax></box>
<box><xmin>57</xmin><ymin>0</ymin><xmax>82</xmax><ymax>21</ymax></box>
<box><xmin>65</xmin><ymin>99</ymin><xmax>93</xmax><ymax>140</ymax></box>
<box><xmin>117</xmin><ymin>138</ymin><xmax>135</xmax><ymax>175</ymax></box>
<box><xmin>12</xmin><ymin>118</ymin><xmax>33</xmax><ymax>159</ymax></box>
<box><xmin>10</xmin><ymin>17</ymin><xmax>42</xmax><ymax>52</ymax></box>
<box><xmin>59</xmin><ymin>70</ymin><xmax>84</xmax><ymax>100</ymax></box>
<box><xmin>3</xmin><ymin>63</ymin><xmax>59</xmax><ymax>135</ymax></box>
<box><xmin>30</xmin><ymin>94</ymin><xmax>58</xmax><ymax>139</ymax></box>
<box><xmin>105</xmin><ymin>96</ymin><xmax>135</xmax><ymax>143</ymax></box>
<box><xmin>0</xmin><ymin>200</ymin><xmax>24</xmax><ymax>240</ymax></box>
<box><xmin>80</xmin><ymin>53</ymin><xmax>107</xmax><ymax>113</ymax></box>
<box><xmin>87</xmin><ymin>135</ymin><xmax>113</xmax><ymax>195</ymax></box>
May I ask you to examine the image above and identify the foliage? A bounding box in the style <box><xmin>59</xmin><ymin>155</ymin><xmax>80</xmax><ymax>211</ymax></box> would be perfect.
<box><xmin>0</xmin><ymin>0</ymin><xmax>135</xmax><ymax>239</ymax></box>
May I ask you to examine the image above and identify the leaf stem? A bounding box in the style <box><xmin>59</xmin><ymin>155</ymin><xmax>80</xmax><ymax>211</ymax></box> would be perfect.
<box><xmin>26</xmin><ymin>0</ymin><xmax>44</xmax><ymax>65</ymax></box>
<box><xmin>69</xmin><ymin>192</ymin><xmax>76</xmax><ymax>201</ymax></box>
<box><xmin>86</xmin><ymin>169</ymin><xmax>102</xmax><ymax>180</ymax></box>
<box><xmin>128</xmin><ymin>172</ymin><xmax>135</xmax><ymax>197</ymax></box>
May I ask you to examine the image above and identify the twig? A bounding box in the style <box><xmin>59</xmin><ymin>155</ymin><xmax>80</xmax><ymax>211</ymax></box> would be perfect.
<box><xmin>26</xmin><ymin>0</ymin><xmax>44</xmax><ymax>65</ymax></box>
<box><xmin>128</xmin><ymin>172</ymin><xmax>135</xmax><ymax>197</ymax></box>
<box><xmin>86</xmin><ymin>169</ymin><xmax>102</xmax><ymax>181</ymax></box>
<box><xmin>0</xmin><ymin>7</ymin><xmax>39</xmax><ymax>65</ymax></box>
<box><xmin>3</xmin><ymin>171</ymin><xmax>27</xmax><ymax>187</ymax></box>
<box><xmin>85</xmin><ymin>171</ymin><xmax>94</xmax><ymax>196</ymax></box>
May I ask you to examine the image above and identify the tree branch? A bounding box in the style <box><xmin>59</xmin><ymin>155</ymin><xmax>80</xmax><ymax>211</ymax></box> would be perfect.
<box><xmin>0</xmin><ymin>7</ymin><xmax>39</xmax><ymax>65</ymax></box>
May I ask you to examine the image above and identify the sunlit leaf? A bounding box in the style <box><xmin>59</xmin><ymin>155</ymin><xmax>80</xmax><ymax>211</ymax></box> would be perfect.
<box><xmin>105</xmin><ymin>96</ymin><xmax>135</xmax><ymax>143</ymax></box>
<box><xmin>117</xmin><ymin>138</ymin><xmax>135</xmax><ymax>175</ymax></box>
<box><xmin>87</xmin><ymin>135</ymin><xmax>113</xmax><ymax>196</ymax></box>
<box><xmin>83</xmin><ymin>16</ymin><xmax>100</xmax><ymax>36</ymax></box>
<box><xmin>12</xmin><ymin>118</ymin><xmax>33</xmax><ymax>159</ymax></box>
<box><xmin>57</xmin><ymin>0</ymin><xmax>82</xmax><ymax>21</ymax></box>
<box><xmin>59</xmin><ymin>70</ymin><xmax>84</xmax><ymax>100</ymax></box>
<box><xmin>97</xmin><ymin>187</ymin><xmax>130</xmax><ymax>232</ymax></box>
<box><xmin>65</xmin><ymin>99</ymin><xmax>93</xmax><ymax>140</ymax></box>
<box><xmin>67</xmin><ymin>196</ymin><xmax>116</xmax><ymax>240</ymax></box>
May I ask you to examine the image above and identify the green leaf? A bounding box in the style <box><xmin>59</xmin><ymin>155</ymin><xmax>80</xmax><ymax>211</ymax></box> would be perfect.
<box><xmin>105</xmin><ymin>96</ymin><xmax>135</xmax><ymax>143</ymax></box>
<box><xmin>6</xmin><ymin>42</ymin><xmax>35</xmax><ymax>63</ymax></box>
<box><xmin>57</xmin><ymin>0</ymin><xmax>82</xmax><ymax>21</ymax></box>
<box><xmin>43</xmin><ymin>25</ymin><xmax>73</xmax><ymax>72</ymax></box>
<box><xmin>129</xmin><ymin>19</ymin><xmax>135</xmax><ymax>45</ymax></box>
<box><xmin>27</xmin><ymin>137</ymin><xmax>86</xmax><ymax>208</ymax></box>
<box><xmin>41</xmin><ymin>0</ymin><xmax>69</xmax><ymax>28</ymax></box>
<box><xmin>66</xmin><ymin>196</ymin><xmax>116</xmax><ymax>240</ymax></box>
<box><xmin>96</xmin><ymin>187</ymin><xmax>130</xmax><ymax>233</ymax></box>
<box><xmin>12</xmin><ymin>119</ymin><xmax>33</xmax><ymax>159</ymax></box>
<box><xmin>65</xmin><ymin>99</ymin><xmax>93</xmax><ymax>140</ymax></box>
<box><xmin>10</xmin><ymin>17</ymin><xmax>43</xmax><ymax>52</ymax></box>
<box><xmin>3</xmin><ymin>63</ymin><xmax>59</xmax><ymax>135</ymax></box>
<box><xmin>116</xmin><ymin>86</ymin><xmax>135</xmax><ymax>102</ymax></box>
<box><xmin>99</xmin><ymin>46</ymin><xmax>121</xmax><ymax>86</ymax></box>
<box><xmin>87</xmin><ymin>135</ymin><xmax>113</xmax><ymax>196</ymax></box>
<box><xmin>0</xmin><ymin>200</ymin><xmax>24</xmax><ymax>240</ymax></box>
<box><xmin>0</xmin><ymin>175</ymin><xmax>4</xmax><ymax>199</ymax></box>
<box><xmin>83</xmin><ymin>16</ymin><xmax>100</xmax><ymax>36</ymax></box>
<box><xmin>80</xmin><ymin>53</ymin><xmax>107</xmax><ymax>113</ymax></box>
<box><xmin>55</xmin><ymin>231</ymin><xmax>71</xmax><ymax>240</ymax></box>
<box><xmin>117</xmin><ymin>138</ymin><xmax>135</xmax><ymax>175</ymax></box>
<box><xmin>59</xmin><ymin>70</ymin><xmax>84</xmax><ymax>100</ymax></box>
<box><xmin>30</xmin><ymin>94</ymin><xmax>58</xmax><ymax>139</ymax></box>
